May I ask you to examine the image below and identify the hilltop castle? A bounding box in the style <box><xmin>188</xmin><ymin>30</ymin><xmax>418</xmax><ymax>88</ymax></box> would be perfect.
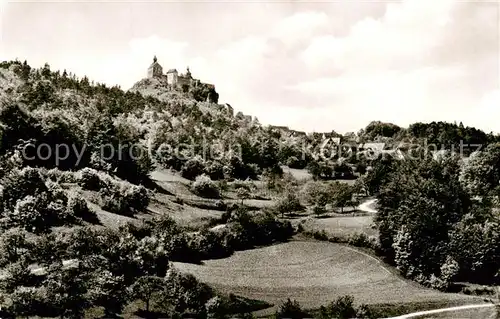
<box><xmin>147</xmin><ymin>55</ymin><xmax>211</xmax><ymax>89</ymax></box>
<box><xmin>143</xmin><ymin>55</ymin><xmax>218</xmax><ymax>103</ymax></box>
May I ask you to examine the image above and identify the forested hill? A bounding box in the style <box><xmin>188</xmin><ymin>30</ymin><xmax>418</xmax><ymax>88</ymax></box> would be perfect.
<box><xmin>0</xmin><ymin>60</ymin><xmax>305</xmax><ymax>183</ymax></box>
<box><xmin>0</xmin><ymin>59</ymin><xmax>497</xmax><ymax>184</ymax></box>
<box><xmin>355</xmin><ymin>120</ymin><xmax>498</xmax><ymax>149</ymax></box>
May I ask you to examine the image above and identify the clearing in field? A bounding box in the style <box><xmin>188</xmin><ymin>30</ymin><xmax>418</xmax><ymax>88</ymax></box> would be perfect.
<box><xmin>173</xmin><ymin>241</ymin><xmax>481</xmax><ymax>310</ymax></box>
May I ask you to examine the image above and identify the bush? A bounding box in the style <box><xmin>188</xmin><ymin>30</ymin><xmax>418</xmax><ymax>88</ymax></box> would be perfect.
<box><xmin>191</xmin><ymin>174</ymin><xmax>220</xmax><ymax>199</ymax></box>
<box><xmin>275</xmin><ymin>192</ymin><xmax>302</xmax><ymax>217</ymax></box>
<box><xmin>301</xmin><ymin>181</ymin><xmax>329</xmax><ymax>208</ymax></box>
<box><xmin>275</xmin><ymin>298</ymin><xmax>306</xmax><ymax>319</ymax></box>
<box><xmin>44</xmin><ymin>168</ymin><xmax>76</xmax><ymax>183</ymax></box>
<box><xmin>99</xmin><ymin>180</ymin><xmax>149</xmax><ymax>216</ymax></box>
<box><xmin>2</xmin><ymin>167</ymin><xmax>47</xmax><ymax>210</ymax></box>
<box><xmin>124</xmin><ymin>184</ymin><xmax>150</xmax><ymax>210</ymax></box>
<box><xmin>66</xmin><ymin>192</ymin><xmax>99</xmax><ymax>224</ymax></box>
<box><xmin>223</xmin><ymin>210</ymin><xmax>294</xmax><ymax>250</ymax></box>
<box><xmin>319</xmin><ymin>295</ymin><xmax>360</xmax><ymax>319</ymax></box>
<box><xmin>205</xmin><ymin>161</ymin><xmax>224</xmax><ymax>180</ymax></box>
<box><xmin>181</xmin><ymin>157</ymin><xmax>206</xmax><ymax>180</ymax></box>
<box><xmin>77</xmin><ymin>168</ymin><xmax>101</xmax><ymax>191</ymax></box>
<box><xmin>6</xmin><ymin>195</ymin><xmax>48</xmax><ymax>234</ymax></box>
<box><xmin>188</xmin><ymin>230</ymin><xmax>232</xmax><ymax>260</ymax></box>
<box><xmin>286</xmin><ymin>156</ymin><xmax>306</xmax><ymax>169</ymax></box>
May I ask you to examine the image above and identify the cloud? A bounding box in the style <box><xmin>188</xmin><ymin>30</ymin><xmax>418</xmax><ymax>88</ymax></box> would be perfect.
<box><xmin>270</xmin><ymin>11</ymin><xmax>329</xmax><ymax>47</ymax></box>
<box><xmin>3</xmin><ymin>0</ymin><xmax>497</xmax><ymax>133</ymax></box>
<box><xmin>300</xmin><ymin>0</ymin><xmax>457</xmax><ymax>73</ymax></box>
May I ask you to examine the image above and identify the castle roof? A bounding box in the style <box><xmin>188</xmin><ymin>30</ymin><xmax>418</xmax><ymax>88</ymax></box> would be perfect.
<box><xmin>166</xmin><ymin>69</ymin><xmax>178</xmax><ymax>74</ymax></box>
<box><xmin>148</xmin><ymin>56</ymin><xmax>162</xmax><ymax>69</ymax></box>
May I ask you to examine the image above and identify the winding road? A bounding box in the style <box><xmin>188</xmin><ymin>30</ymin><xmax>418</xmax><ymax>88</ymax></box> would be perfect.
<box><xmin>384</xmin><ymin>303</ymin><xmax>497</xmax><ymax>319</ymax></box>
<box><xmin>357</xmin><ymin>197</ymin><xmax>378</xmax><ymax>214</ymax></box>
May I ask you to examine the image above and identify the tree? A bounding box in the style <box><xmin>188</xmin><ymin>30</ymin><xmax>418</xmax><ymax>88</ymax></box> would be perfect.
<box><xmin>376</xmin><ymin>155</ymin><xmax>471</xmax><ymax>281</ymax></box>
<box><xmin>275</xmin><ymin>298</ymin><xmax>305</xmax><ymax>319</ymax></box>
<box><xmin>28</xmin><ymin>233</ymin><xmax>65</xmax><ymax>266</ymax></box>
<box><xmin>87</xmin><ymin>270</ymin><xmax>126</xmax><ymax>317</ymax></box>
<box><xmin>301</xmin><ymin>181</ymin><xmax>329</xmax><ymax>207</ymax></box>
<box><xmin>43</xmin><ymin>262</ymin><xmax>92</xmax><ymax>318</ymax></box>
<box><xmin>0</xmin><ymin>228</ymin><xmax>29</xmax><ymax>266</ymax></box>
<box><xmin>362</xmin><ymin>156</ymin><xmax>396</xmax><ymax>195</ymax></box>
<box><xmin>306</xmin><ymin>161</ymin><xmax>322</xmax><ymax>181</ymax></box>
<box><xmin>460</xmin><ymin>143</ymin><xmax>500</xmax><ymax>196</ymax></box>
<box><xmin>2</xmin><ymin>167</ymin><xmax>47</xmax><ymax>210</ymax></box>
<box><xmin>275</xmin><ymin>192</ymin><xmax>302</xmax><ymax>218</ymax></box>
<box><xmin>329</xmin><ymin>182</ymin><xmax>353</xmax><ymax>213</ymax></box>
<box><xmin>191</xmin><ymin>174</ymin><xmax>221</xmax><ymax>199</ymax></box>
<box><xmin>318</xmin><ymin>295</ymin><xmax>367</xmax><ymax>319</ymax></box>
<box><xmin>181</xmin><ymin>156</ymin><xmax>206</xmax><ymax>180</ymax></box>
<box><xmin>1</xmin><ymin>259</ymin><xmax>36</xmax><ymax>293</ymax></box>
<box><xmin>236</xmin><ymin>187</ymin><xmax>250</xmax><ymax>205</ymax></box>
<box><xmin>205</xmin><ymin>296</ymin><xmax>226</xmax><ymax>319</ymax></box>
<box><xmin>8</xmin><ymin>286</ymin><xmax>44</xmax><ymax>319</ymax></box>
<box><xmin>128</xmin><ymin>276</ymin><xmax>165</xmax><ymax>313</ymax></box>
<box><xmin>164</xmin><ymin>267</ymin><xmax>214</xmax><ymax>314</ymax></box>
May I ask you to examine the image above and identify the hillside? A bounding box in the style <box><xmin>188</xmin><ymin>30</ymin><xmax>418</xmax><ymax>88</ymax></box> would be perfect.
<box><xmin>0</xmin><ymin>59</ymin><xmax>499</xmax><ymax>318</ymax></box>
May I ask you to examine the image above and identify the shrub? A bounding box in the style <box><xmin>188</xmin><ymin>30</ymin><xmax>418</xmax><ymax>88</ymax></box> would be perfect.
<box><xmin>319</xmin><ymin>295</ymin><xmax>358</xmax><ymax>319</ymax></box>
<box><xmin>77</xmin><ymin>168</ymin><xmax>102</xmax><ymax>191</ymax></box>
<box><xmin>181</xmin><ymin>157</ymin><xmax>206</xmax><ymax>180</ymax></box>
<box><xmin>275</xmin><ymin>298</ymin><xmax>305</xmax><ymax>319</ymax></box>
<box><xmin>205</xmin><ymin>161</ymin><xmax>224</xmax><ymax>180</ymax></box>
<box><xmin>275</xmin><ymin>192</ymin><xmax>302</xmax><ymax>218</ymax></box>
<box><xmin>99</xmin><ymin>179</ymin><xmax>149</xmax><ymax>216</ymax></box>
<box><xmin>286</xmin><ymin>156</ymin><xmax>306</xmax><ymax>169</ymax></box>
<box><xmin>45</xmin><ymin>168</ymin><xmax>76</xmax><ymax>183</ymax></box>
<box><xmin>66</xmin><ymin>192</ymin><xmax>99</xmax><ymax>224</ymax></box>
<box><xmin>2</xmin><ymin>167</ymin><xmax>47</xmax><ymax>209</ymax></box>
<box><xmin>124</xmin><ymin>184</ymin><xmax>150</xmax><ymax>210</ymax></box>
<box><xmin>6</xmin><ymin>195</ymin><xmax>47</xmax><ymax>234</ymax></box>
<box><xmin>191</xmin><ymin>174</ymin><xmax>220</xmax><ymax>199</ymax></box>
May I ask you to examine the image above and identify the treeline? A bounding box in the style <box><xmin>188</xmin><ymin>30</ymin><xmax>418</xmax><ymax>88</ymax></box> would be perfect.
<box><xmin>0</xmin><ymin>60</ymin><xmax>309</xmax><ymax>184</ymax></box>
<box><xmin>356</xmin><ymin>120</ymin><xmax>498</xmax><ymax>151</ymax></box>
<box><xmin>364</xmin><ymin>145</ymin><xmax>500</xmax><ymax>289</ymax></box>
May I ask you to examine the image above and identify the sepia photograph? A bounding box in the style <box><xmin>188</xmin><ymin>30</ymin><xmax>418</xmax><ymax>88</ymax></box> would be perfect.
<box><xmin>0</xmin><ymin>0</ymin><xmax>499</xmax><ymax>318</ymax></box>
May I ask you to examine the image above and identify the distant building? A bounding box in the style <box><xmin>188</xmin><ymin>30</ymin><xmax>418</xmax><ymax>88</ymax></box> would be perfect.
<box><xmin>147</xmin><ymin>56</ymin><xmax>163</xmax><ymax>78</ymax></box>
<box><xmin>147</xmin><ymin>56</ymin><xmax>200</xmax><ymax>88</ymax></box>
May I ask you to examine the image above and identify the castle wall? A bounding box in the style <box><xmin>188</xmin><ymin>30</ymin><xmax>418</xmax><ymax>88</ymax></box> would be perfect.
<box><xmin>177</xmin><ymin>75</ymin><xmax>191</xmax><ymax>87</ymax></box>
<box><xmin>166</xmin><ymin>72</ymin><xmax>177</xmax><ymax>85</ymax></box>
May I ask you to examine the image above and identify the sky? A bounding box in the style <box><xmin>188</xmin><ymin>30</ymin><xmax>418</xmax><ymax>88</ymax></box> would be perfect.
<box><xmin>0</xmin><ymin>0</ymin><xmax>499</xmax><ymax>134</ymax></box>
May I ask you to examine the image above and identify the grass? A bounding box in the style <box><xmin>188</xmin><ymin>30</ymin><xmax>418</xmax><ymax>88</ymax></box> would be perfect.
<box><xmin>173</xmin><ymin>240</ymin><xmax>481</xmax><ymax>312</ymax></box>
<box><xmin>298</xmin><ymin>215</ymin><xmax>377</xmax><ymax>237</ymax></box>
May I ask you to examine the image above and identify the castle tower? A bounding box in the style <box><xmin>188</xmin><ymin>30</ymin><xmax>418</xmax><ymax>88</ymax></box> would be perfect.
<box><xmin>166</xmin><ymin>68</ymin><xmax>178</xmax><ymax>85</ymax></box>
<box><xmin>147</xmin><ymin>55</ymin><xmax>163</xmax><ymax>78</ymax></box>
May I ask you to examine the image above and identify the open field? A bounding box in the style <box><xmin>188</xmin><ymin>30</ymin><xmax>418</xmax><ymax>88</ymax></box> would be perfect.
<box><xmin>300</xmin><ymin>215</ymin><xmax>377</xmax><ymax>237</ymax></box>
<box><xmin>173</xmin><ymin>240</ymin><xmax>480</xmax><ymax>311</ymax></box>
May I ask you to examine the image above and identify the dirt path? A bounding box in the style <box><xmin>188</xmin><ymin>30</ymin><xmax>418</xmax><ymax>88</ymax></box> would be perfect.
<box><xmin>358</xmin><ymin>198</ymin><xmax>378</xmax><ymax>214</ymax></box>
